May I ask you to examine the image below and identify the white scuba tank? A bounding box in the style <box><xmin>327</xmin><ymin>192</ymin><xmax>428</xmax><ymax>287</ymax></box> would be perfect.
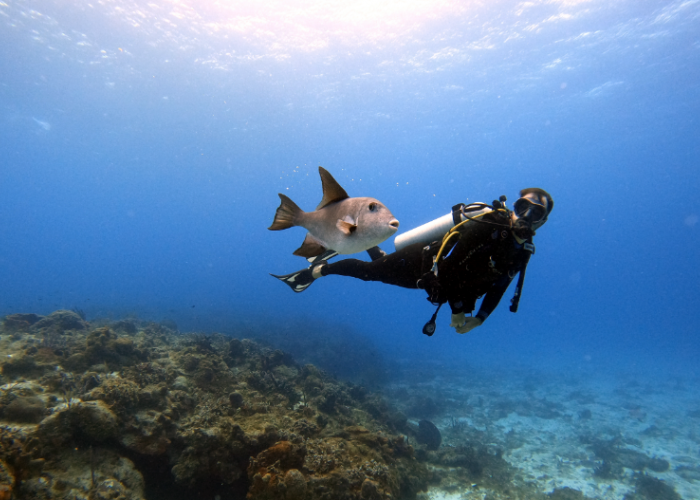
<box><xmin>394</xmin><ymin>204</ymin><xmax>492</xmax><ymax>251</ymax></box>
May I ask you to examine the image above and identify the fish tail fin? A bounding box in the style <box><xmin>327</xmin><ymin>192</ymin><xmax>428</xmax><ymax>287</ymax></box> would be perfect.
<box><xmin>269</xmin><ymin>194</ymin><xmax>303</xmax><ymax>230</ymax></box>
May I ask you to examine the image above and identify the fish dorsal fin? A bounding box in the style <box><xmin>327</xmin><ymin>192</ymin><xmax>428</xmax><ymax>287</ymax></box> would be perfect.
<box><xmin>293</xmin><ymin>233</ymin><xmax>327</xmax><ymax>258</ymax></box>
<box><xmin>336</xmin><ymin>219</ymin><xmax>357</xmax><ymax>236</ymax></box>
<box><xmin>316</xmin><ymin>166</ymin><xmax>349</xmax><ymax>210</ymax></box>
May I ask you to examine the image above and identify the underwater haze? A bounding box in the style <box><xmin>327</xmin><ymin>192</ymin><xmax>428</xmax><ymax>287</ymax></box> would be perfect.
<box><xmin>1</xmin><ymin>0</ymin><xmax>700</xmax><ymax>380</ymax></box>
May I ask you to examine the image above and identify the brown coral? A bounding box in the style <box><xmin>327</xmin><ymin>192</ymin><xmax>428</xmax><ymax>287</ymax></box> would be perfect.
<box><xmin>31</xmin><ymin>310</ymin><xmax>87</xmax><ymax>333</ymax></box>
<box><xmin>1</xmin><ymin>313</ymin><xmax>42</xmax><ymax>333</ymax></box>
<box><xmin>247</xmin><ymin>441</ymin><xmax>307</xmax><ymax>500</ymax></box>
<box><xmin>37</xmin><ymin>400</ymin><xmax>118</xmax><ymax>447</ymax></box>
<box><xmin>0</xmin><ymin>311</ymin><xmax>432</xmax><ymax>500</ymax></box>
<box><xmin>0</xmin><ymin>459</ymin><xmax>14</xmax><ymax>500</ymax></box>
<box><xmin>3</xmin><ymin>396</ymin><xmax>46</xmax><ymax>423</ymax></box>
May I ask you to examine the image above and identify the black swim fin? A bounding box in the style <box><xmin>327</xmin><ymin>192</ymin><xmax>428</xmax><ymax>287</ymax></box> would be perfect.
<box><xmin>270</xmin><ymin>268</ymin><xmax>316</xmax><ymax>293</ymax></box>
<box><xmin>306</xmin><ymin>249</ymin><xmax>338</xmax><ymax>265</ymax></box>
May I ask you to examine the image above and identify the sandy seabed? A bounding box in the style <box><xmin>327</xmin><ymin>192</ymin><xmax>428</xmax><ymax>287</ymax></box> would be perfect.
<box><xmin>384</xmin><ymin>363</ymin><xmax>700</xmax><ymax>500</ymax></box>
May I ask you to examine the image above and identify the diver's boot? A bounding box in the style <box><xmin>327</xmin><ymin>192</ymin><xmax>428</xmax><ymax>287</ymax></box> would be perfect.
<box><xmin>270</xmin><ymin>263</ymin><xmax>326</xmax><ymax>293</ymax></box>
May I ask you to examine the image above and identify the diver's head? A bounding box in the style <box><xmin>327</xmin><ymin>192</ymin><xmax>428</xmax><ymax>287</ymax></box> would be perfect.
<box><xmin>512</xmin><ymin>188</ymin><xmax>554</xmax><ymax>237</ymax></box>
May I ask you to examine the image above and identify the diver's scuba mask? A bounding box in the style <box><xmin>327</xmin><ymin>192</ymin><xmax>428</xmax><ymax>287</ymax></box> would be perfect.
<box><xmin>513</xmin><ymin>197</ymin><xmax>548</xmax><ymax>226</ymax></box>
<box><xmin>512</xmin><ymin>195</ymin><xmax>549</xmax><ymax>239</ymax></box>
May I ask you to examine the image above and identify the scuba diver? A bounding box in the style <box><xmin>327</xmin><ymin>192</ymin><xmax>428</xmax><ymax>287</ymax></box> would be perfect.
<box><xmin>271</xmin><ymin>188</ymin><xmax>554</xmax><ymax>335</ymax></box>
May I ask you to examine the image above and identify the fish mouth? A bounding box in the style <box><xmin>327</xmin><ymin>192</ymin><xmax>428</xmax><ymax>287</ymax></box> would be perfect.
<box><xmin>390</xmin><ymin>219</ymin><xmax>400</xmax><ymax>230</ymax></box>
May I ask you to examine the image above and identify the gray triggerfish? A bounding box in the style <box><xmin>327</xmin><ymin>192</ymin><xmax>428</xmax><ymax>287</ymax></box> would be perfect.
<box><xmin>269</xmin><ymin>167</ymin><xmax>399</xmax><ymax>257</ymax></box>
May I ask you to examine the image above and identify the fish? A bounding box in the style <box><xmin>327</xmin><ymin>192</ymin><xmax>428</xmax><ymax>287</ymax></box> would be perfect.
<box><xmin>268</xmin><ymin>166</ymin><xmax>399</xmax><ymax>258</ymax></box>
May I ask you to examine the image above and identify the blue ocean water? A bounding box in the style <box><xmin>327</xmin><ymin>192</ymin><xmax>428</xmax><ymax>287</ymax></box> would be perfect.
<box><xmin>0</xmin><ymin>0</ymin><xmax>699</xmax><ymax>382</ymax></box>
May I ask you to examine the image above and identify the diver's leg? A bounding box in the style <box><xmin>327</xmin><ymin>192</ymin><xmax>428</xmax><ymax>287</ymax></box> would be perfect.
<box><xmin>321</xmin><ymin>247</ymin><xmax>423</xmax><ymax>289</ymax></box>
<box><xmin>366</xmin><ymin>246</ymin><xmax>387</xmax><ymax>261</ymax></box>
<box><xmin>272</xmin><ymin>243</ymin><xmax>427</xmax><ymax>292</ymax></box>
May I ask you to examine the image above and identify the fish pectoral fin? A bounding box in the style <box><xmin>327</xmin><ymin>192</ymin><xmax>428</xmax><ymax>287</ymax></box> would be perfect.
<box><xmin>293</xmin><ymin>233</ymin><xmax>327</xmax><ymax>258</ymax></box>
<box><xmin>336</xmin><ymin>219</ymin><xmax>358</xmax><ymax>235</ymax></box>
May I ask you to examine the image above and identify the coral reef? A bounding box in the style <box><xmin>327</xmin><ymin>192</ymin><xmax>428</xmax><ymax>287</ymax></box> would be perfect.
<box><xmin>239</xmin><ymin>318</ymin><xmax>393</xmax><ymax>386</ymax></box>
<box><xmin>624</xmin><ymin>474</ymin><xmax>682</xmax><ymax>500</ymax></box>
<box><xmin>584</xmin><ymin>435</ymin><xmax>671</xmax><ymax>479</ymax></box>
<box><xmin>0</xmin><ymin>310</ymin><xmax>431</xmax><ymax>500</ymax></box>
<box><xmin>415</xmin><ymin>420</ymin><xmax>441</xmax><ymax>451</ymax></box>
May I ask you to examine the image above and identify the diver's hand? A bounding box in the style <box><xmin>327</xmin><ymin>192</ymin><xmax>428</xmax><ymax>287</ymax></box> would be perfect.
<box><xmin>450</xmin><ymin>313</ymin><xmax>466</xmax><ymax>330</ymax></box>
<box><xmin>452</xmin><ymin>315</ymin><xmax>483</xmax><ymax>334</ymax></box>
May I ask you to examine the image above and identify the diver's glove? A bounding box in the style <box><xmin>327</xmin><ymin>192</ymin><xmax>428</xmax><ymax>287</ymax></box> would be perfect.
<box><xmin>450</xmin><ymin>313</ymin><xmax>483</xmax><ymax>334</ymax></box>
<box><xmin>450</xmin><ymin>312</ymin><xmax>466</xmax><ymax>329</ymax></box>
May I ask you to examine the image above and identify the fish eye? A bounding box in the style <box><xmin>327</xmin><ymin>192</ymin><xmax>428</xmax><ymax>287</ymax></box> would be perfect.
<box><xmin>368</xmin><ymin>202</ymin><xmax>377</xmax><ymax>211</ymax></box>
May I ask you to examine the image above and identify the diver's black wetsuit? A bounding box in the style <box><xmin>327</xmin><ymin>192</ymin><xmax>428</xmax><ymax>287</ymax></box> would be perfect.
<box><xmin>320</xmin><ymin>209</ymin><xmax>532</xmax><ymax>322</ymax></box>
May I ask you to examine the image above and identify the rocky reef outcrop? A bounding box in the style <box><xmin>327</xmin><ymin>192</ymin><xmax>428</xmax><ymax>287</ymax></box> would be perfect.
<box><xmin>0</xmin><ymin>310</ymin><xmax>431</xmax><ymax>500</ymax></box>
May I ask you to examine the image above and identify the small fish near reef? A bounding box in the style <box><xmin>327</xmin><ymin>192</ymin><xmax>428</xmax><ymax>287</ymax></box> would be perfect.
<box><xmin>268</xmin><ymin>166</ymin><xmax>399</xmax><ymax>257</ymax></box>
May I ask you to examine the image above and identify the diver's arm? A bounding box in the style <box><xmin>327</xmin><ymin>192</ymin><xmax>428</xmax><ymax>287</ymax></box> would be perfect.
<box><xmin>452</xmin><ymin>277</ymin><xmax>511</xmax><ymax>334</ymax></box>
<box><xmin>474</xmin><ymin>273</ymin><xmax>516</xmax><ymax>322</ymax></box>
